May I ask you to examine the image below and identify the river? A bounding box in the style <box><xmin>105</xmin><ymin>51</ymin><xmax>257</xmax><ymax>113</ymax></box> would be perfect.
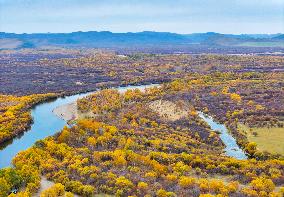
<box><xmin>198</xmin><ymin>112</ymin><xmax>247</xmax><ymax>160</ymax></box>
<box><xmin>0</xmin><ymin>84</ymin><xmax>159</xmax><ymax>168</ymax></box>
<box><xmin>0</xmin><ymin>84</ymin><xmax>247</xmax><ymax>168</ymax></box>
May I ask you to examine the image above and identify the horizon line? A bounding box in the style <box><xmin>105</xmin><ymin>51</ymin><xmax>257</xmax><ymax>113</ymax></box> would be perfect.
<box><xmin>1</xmin><ymin>30</ymin><xmax>283</xmax><ymax>36</ymax></box>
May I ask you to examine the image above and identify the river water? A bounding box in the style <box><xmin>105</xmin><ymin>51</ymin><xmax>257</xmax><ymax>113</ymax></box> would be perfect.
<box><xmin>0</xmin><ymin>84</ymin><xmax>247</xmax><ymax>168</ymax></box>
<box><xmin>198</xmin><ymin>112</ymin><xmax>247</xmax><ymax>160</ymax></box>
<box><xmin>0</xmin><ymin>84</ymin><xmax>159</xmax><ymax>168</ymax></box>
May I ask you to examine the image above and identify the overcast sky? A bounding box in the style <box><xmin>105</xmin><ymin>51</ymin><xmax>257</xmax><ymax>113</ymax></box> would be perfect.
<box><xmin>0</xmin><ymin>0</ymin><xmax>283</xmax><ymax>34</ymax></box>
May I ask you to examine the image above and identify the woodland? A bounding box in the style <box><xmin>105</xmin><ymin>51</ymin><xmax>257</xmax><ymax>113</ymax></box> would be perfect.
<box><xmin>0</xmin><ymin>50</ymin><xmax>283</xmax><ymax>197</ymax></box>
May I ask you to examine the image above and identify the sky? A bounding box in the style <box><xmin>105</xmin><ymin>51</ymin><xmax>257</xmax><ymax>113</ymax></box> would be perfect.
<box><xmin>0</xmin><ymin>0</ymin><xmax>283</xmax><ymax>34</ymax></box>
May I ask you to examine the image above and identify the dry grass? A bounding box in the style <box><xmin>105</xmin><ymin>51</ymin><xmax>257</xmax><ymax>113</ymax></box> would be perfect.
<box><xmin>148</xmin><ymin>100</ymin><xmax>188</xmax><ymax>121</ymax></box>
<box><xmin>238</xmin><ymin>123</ymin><xmax>284</xmax><ymax>155</ymax></box>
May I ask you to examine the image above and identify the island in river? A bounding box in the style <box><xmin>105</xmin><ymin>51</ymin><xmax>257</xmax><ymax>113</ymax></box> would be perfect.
<box><xmin>53</xmin><ymin>96</ymin><xmax>247</xmax><ymax>159</ymax></box>
<box><xmin>10</xmin><ymin>79</ymin><xmax>283</xmax><ymax>197</ymax></box>
<box><xmin>0</xmin><ymin>52</ymin><xmax>283</xmax><ymax>197</ymax></box>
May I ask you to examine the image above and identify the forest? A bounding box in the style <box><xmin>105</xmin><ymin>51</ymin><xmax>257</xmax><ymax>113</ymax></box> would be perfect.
<box><xmin>0</xmin><ymin>77</ymin><xmax>283</xmax><ymax>196</ymax></box>
<box><xmin>0</xmin><ymin>51</ymin><xmax>283</xmax><ymax>197</ymax></box>
<box><xmin>1</xmin><ymin>50</ymin><xmax>284</xmax><ymax>96</ymax></box>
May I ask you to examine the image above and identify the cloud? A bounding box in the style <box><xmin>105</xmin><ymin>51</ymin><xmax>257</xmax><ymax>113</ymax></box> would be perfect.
<box><xmin>0</xmin><ymin>0</ymin><xmax>283</xmax><ymax>33</ymax></box>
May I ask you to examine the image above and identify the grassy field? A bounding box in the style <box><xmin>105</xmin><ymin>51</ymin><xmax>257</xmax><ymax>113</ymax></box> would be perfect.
<box><xmin>238</xmin><ymin>124</ymin><xmax>284</xmax><ymax>155</ymax></box>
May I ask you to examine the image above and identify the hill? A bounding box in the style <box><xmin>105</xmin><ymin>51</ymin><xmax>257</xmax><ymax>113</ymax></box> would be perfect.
<box><xmin>1</xmin><ymin>31</ymin><xmax>284</xmax><ymax>53</ymax></box>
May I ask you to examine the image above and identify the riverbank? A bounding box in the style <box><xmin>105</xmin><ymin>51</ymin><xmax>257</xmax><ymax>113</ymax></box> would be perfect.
<box><xmin>0</xmin><ymin>93</ymin><xmax>57</xmax><ymax>146</ymax></box>
<box><xmin>54</xmin><ymin>98</ymin><xmax>188</xmax><ymax>123</ymax></box>
<box><xmin>0</xmin><ymin>84</ymin><xmax>160</xmax><ymax>168</ymax></box>
<box><xmin>53</xmin><ymin>84</ymin><xmax>161</xmax><ymax>122</ymax></box>
<box><xmin>53</xmin><ymin>102</ymin><xmax>78</xmax><ymax>121</ymax></box>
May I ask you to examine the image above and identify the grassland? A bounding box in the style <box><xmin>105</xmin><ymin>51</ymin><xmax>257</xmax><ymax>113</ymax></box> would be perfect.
<box><xmin>238</xmin><ymin>123</ymin><xmax>284</xmax><ymax>155</ymax></box>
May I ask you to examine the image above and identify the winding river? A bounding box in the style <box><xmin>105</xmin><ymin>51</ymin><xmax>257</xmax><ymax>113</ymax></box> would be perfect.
<box><xmin>0</xmin><ymin>84</ymin><xmax>246</xmax><ymax>168</ymax></box>
<box><xmin>0</xmin><ymin>84</ymin><xmax>159</xmax><ymax>168</ymax></box>
<box><xmin>198</xmin><ymin>112</ymin><xmax>247</xmax><ymax>160</ymax></box>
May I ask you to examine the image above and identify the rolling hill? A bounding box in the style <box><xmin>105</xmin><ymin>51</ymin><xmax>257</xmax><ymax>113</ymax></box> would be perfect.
<box><xmin>0</xmin><ymin>31</ymin><xmax>283</xmax><ymax>52</ymax></box>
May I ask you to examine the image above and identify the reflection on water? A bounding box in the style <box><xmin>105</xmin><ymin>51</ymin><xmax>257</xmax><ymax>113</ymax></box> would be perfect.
<box><xmin>198</xmin><ymin>112</ymin><xmax>247</xmax><ymax>160</ymax></box>
<box><xmin>0</xmin><ymin>84</ymin><xmax>159</xmax><ymax>168</ymax></box>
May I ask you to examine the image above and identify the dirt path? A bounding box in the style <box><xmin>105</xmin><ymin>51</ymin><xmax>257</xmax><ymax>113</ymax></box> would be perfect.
<box><xmin>34</xmin><ymin>176</ymin><xmax>80</xmax><ymax>196</ymax></box>
<box><xmin>33</xmin><ymin>176</ymin><xmax>54</xmax><ymax>197</ymax></box>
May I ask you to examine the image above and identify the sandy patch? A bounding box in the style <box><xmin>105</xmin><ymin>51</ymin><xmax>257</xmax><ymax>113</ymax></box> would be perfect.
<box><xmin>53</xmin><ymin>102</ymin><xmax>78</xmax><ymax>121</ymax></box>
<box><xmin>149</xmin><ymin>100</ymin><xmax>188</xmax><ymax>121</ymax></box>
<box><xmin>33</xmin><ymin>176</ymin><xmax>80</xmax><ymax>197</ymax></box>
<box><xmin>53</xmin><ymin>85</ymin><xmax>160</xmax><ymax>122</ymax></box>
<box><xmin>53</xmin><ymin>101</ymin><xmax>95</xmax><ymax>121</ymax></box>
<box><xmin>33</xmin><ymin>176</ymin><xmax>54</xmax><ymax>197</ymax></box>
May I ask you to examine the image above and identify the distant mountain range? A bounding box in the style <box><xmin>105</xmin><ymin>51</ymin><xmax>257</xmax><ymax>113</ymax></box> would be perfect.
<box><xmin>0</xmin><ymin>31</ymin><xmax>284</xmax><ymax>52</ymax></box>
